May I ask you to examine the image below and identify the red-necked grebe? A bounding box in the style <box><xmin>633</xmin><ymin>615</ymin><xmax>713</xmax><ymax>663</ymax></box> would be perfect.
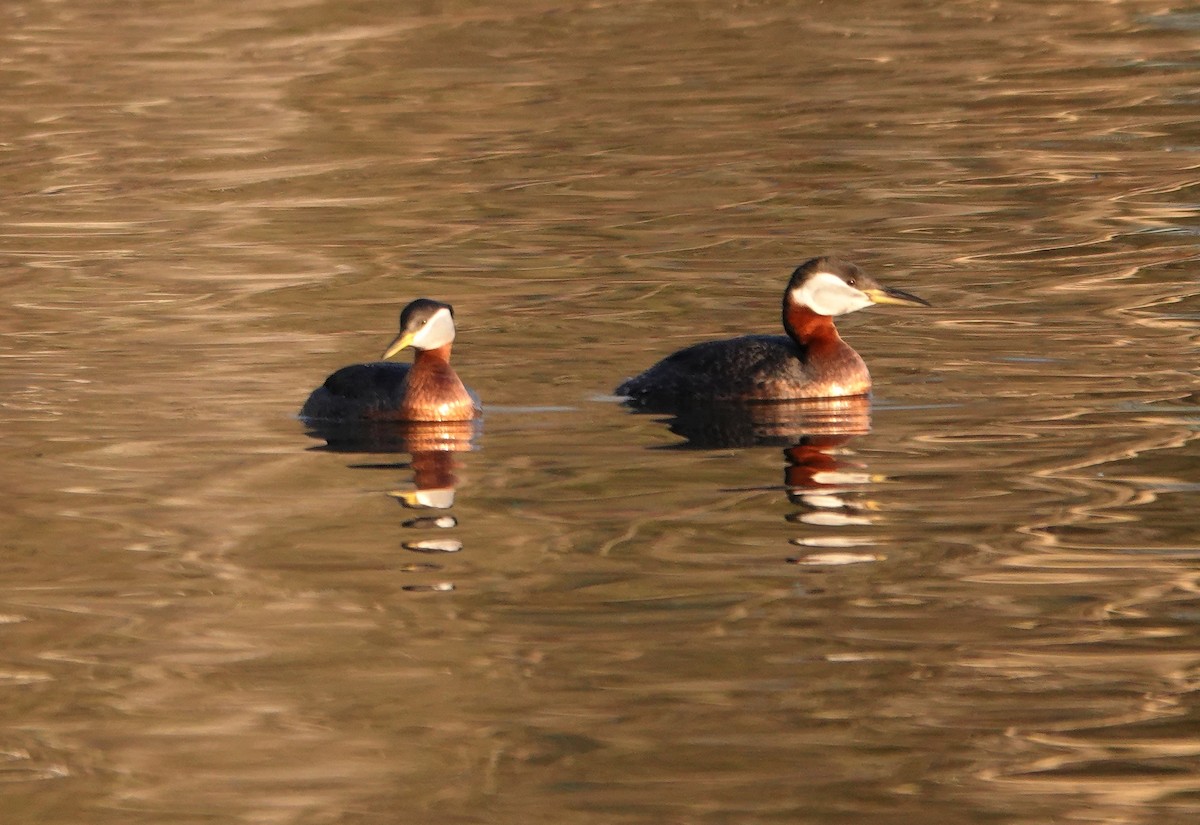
<box><xmin>300</xmin><ymin>298</ymin><xmax>480</xmax><ymax>422</ymax></box>
<box><xmin>615</xmin><ymin>257</ymin><xmax>929</xmax><ymax>407</ymax></box>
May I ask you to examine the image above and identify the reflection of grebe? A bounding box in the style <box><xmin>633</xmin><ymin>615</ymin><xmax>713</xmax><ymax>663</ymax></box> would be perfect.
<box><xmin>302</xmin><ymin>419</ymin><xmax>476</xmax><ymax>508</ymax></box>
<box><xmin>301</xmin><ymin>299</ymin><xmax>480</xmax><ymax>422</ymax></box>
<box><xmin>785</xmin><ymin>436</ymin><xmax>874</xmax><ymax>508</ymax></box>
<box><xmin>650</xmin><ymin>395</ymin><xmax>871</xmax><ymax>450</ymax></box>
<box><xmin>302</xmin><ymin>419</ymin><xmax>478</xmax><ymax>455</ymax></box>
<box><xmin>300</xmin><ymin>398</ymin><xmax>471</xmax><ymax>592</ymax></box>
<box><xmin>785</xmin><ymin>432</ymin><xmax>880</xmax><ymax>549</ymax></box>
<box><xmin>616</xmin><ymin>257</ymin><xmax>929</xmax><ymax>409</ymax></box>
<box><xmin>390</xmin><ymin>445</ymin><xmax>465</xmax><ymax>568</ymax></box>
<box><xmin>390</xmin><ymin>448</ymin><xmax>461</xmax><ymax>510</ymax></box>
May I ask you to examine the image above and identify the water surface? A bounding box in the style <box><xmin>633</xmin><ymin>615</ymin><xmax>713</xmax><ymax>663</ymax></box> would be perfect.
<box><xmin>1</xmin><ymin>1</ymin><xmax>1198</xmax><ymax>823</ymax></box>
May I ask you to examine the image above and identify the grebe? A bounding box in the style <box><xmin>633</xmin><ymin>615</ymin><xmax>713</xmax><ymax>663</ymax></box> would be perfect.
<box><xmin>300</xmin><ymin>298</ymin><xmax>480</xmax><ymax>422</ymax></box>
<box><xmin>615</xmin><ymin>257</ymin><xmax>929</xmax><ymax>408</ymax></box>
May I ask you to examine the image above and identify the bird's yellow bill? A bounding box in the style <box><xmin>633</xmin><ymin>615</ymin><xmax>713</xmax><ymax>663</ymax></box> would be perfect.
<box><xmin>863</xmin><ymin>286</ymin><xmax>931</xmax><ymax>308</ymax></box>
<box><xmin>382</xmin><ymin>332</ymin><xmax>416</xmax><ymax>359</ymax></box>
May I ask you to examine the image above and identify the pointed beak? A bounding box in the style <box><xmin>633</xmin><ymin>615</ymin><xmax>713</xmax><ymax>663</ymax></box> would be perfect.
<box><xmin>382</xmin><ymin>331</ymin><xmax>416</xmax><ymax>359</ymax></box>
<box><xmin>863</xmin><ymin>285</ymin><xmax>931</xmax><ymax>308</ymax></box>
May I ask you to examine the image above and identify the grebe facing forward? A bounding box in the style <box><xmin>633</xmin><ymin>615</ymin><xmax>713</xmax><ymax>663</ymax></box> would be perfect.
<box><xmin>615</xmin><ymin>257</ymin><xmax>929</xmax><ymax>408</ymax></box>
<box><xmin>300</xmin><ymin>299</ymin><xmax>480</xmax><ymax>423</ymax></box>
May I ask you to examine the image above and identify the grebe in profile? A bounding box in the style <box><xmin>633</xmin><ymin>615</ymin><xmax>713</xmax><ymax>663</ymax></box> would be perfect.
<box><xmin>300</xmin><ymin>299</ymin><xmax>480</xmax><ymax>422</ymax></box>
<box><xmin>615</xmin><ymin>257</ymin><xmax>929</xmax><ymax>408</ymax></box>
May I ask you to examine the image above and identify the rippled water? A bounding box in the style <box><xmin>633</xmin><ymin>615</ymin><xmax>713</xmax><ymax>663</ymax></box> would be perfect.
<box><xmin>1</xmin><ymin>1</ymin><xmax>1198</xmax><ymax>823</ymax></box>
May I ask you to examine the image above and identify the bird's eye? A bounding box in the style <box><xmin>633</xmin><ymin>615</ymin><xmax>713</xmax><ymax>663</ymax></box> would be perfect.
<box><xmin>846</xmin><ymin>278</ymin><xmax>856</xmax><ymax>286</ymax></box>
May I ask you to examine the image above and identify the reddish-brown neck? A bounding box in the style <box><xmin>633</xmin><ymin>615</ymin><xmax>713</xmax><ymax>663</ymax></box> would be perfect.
<box><xmin>398</xmin><ymin>341</ymin><xmax>475</xmax><ymax>422</ymax></box>
<box><xmin>782</xmin><ymin>302</ymin><xmax>842</xmax><ymax>349</ymax></box>
<box><xmin>412</xmin><ymin>343</ymin><xmax>454</xmax><ymax>366</ymax></box>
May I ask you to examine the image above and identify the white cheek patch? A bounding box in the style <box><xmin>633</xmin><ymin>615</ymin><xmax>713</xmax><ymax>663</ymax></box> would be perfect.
<box><xmin>791</xmin><ymin>272</ymin><xmax>873</xmax><ymax>316</ymax></box>
<box><xmin>410</xmin><ymin>307</ymin><xmax>457</xmax><ymax>349</ymax></box>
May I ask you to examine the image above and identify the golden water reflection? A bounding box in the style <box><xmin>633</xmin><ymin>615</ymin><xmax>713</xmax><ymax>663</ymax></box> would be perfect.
<box><xmin>1</xmin><ymin>0</ymin><xmax>1198</xmax><ymax>823</ymax></box>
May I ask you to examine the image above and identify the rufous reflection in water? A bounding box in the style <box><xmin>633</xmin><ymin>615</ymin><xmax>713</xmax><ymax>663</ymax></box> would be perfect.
<box><xmin>627</xmin><ymin>394</ymin><xmax>881</xmax><ymax>566</ymax></box>
<box><xmin>302</xmin><ymin>418</ymin><xmax>476</xmax><ymax>591</ymax></box>
<box><xmin>780</xmin><ymin>404</ymin><xmax>884</xmax><ymax>566</ymax></box>
<box><xmin>644</xmin><ymin>395</ymin><xmax>871</xmax><ymax>450</ymax></box>
<box><xmin>303</xmin><ymin>418</ymin><xmax>479</xmax><ymax>455</ymax></box>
